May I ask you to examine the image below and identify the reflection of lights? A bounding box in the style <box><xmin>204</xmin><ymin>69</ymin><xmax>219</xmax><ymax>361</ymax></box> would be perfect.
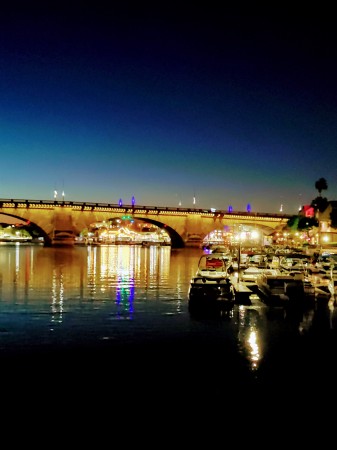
<box><xmin>98</xmin><ymin>246</ymin><xmax>137</xmax><ymax>318</ymax></box>
<box><xmin>116</xmin><ymin>275</ymin><xmax>135</xmax><ymax>316</ymax></box>
<box><xmin>15</xmin><ymin>245</ymin><xmax>20</xmax><ymax>275</ymax></box>
<box><xmin>50</xmin><ymin>269</ymin><xmax>64</xmax><ymax>327</ymax></box>
<box><xmin>86</xmin><ymin>245</ymin><xmax>172</xmax><ymax>318</ymax></box>
<box><xmin>237</xmin><ymin>306</ymin><xmax>262</xmax><ymax>371</ymax></box>
<box><xmin>247</xmin><ymin>328</ymin><xmax>260</xmax><ymax>369</ymax></box>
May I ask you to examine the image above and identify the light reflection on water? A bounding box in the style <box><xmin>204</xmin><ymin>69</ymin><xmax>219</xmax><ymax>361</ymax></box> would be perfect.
<box><xmin>1</xmin><ymin>244</ymin><xmax>337</xmax><ymax>386</ymax></box>
<box><xmin>235</xmin><ymin>304</ymin><xmax>263</xmax><ymax>372</ymax></box>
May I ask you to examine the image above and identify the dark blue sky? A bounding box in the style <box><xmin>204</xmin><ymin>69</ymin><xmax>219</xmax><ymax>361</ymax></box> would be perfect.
<box><xmin>1</xmin><ymin>3</ymin><xmax>337</xmax><ymax>214</ymax></box>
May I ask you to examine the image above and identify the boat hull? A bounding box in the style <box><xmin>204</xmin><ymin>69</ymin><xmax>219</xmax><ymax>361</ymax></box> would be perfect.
<box><xmin>188</xmin><ymin>276</ymin><xmax>235</xmax><ymax>315</ymax></box>
<box><xmin>257</xmin><ymin>278</ymin><xmax>315</xmax><ymax>309</ymax></box>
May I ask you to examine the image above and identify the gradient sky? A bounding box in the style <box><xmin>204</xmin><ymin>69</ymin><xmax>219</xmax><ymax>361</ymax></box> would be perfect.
<box><xmin>1</xmin><ymin>4</ymin><xmax>337</xmax><ymax>214</ymax></box>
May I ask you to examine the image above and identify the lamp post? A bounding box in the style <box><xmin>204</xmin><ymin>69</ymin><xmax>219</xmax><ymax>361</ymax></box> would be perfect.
<box><xmin>237</xmin><ymin>225</ymin><xmax>242</xmax><ymax>283</ymax></box>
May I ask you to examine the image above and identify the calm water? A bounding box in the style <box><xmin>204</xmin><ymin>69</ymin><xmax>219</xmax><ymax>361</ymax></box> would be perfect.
<box><xmin>2</xmin><ymin>243</ymin><xmax>337</xmax><ymax>408</ymax></box>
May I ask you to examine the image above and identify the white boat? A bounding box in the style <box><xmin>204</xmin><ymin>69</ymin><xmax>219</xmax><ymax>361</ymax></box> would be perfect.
<box><xmin>246</xmin><ymin>253</ymin><xmax>268</xmax><ymax>268</ymax></box>
<box><xmin>307</xmin><ymin>271</ymin><xmax>331</xmax><ymax>300</ymax></box>
<box><xmin>279</xmin><ymin>255</ymin><xmax>310</xmax><ymax>272</ymax></box>
<box><xmin>240</xmin><ymin>266</ymin><xmax>266</xmax><ymax>291</ymax></box>
<box><xmin>256</xmin><ymin>269</ymin><xmax>314</xmax><ymax>308</ymax></box>
<box><xmin>211</xmin><ymin>245</ymin><xmax>230</xmax><ymax>254</ymax></box>
<box><xmin>188</xmin><ymin>254</ymin><xmax>235</xmax><ymax>314</ymax></box>
<box><xmin>210</xmin><ymin>247</ymin><xmax>234</xmax><ymax>273</ymax></box>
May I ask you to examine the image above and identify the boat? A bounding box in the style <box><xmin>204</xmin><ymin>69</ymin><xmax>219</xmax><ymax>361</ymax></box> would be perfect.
<box><xmin>185</xmin><ymin>233</ymin><xmax>203</xmax><ymax>247</ymax></box>
<box><xmin>246</xmin><ymin>253</ymin><xmax>269</xmax><ymax>268</ymax></box>
<box><xmin>211</xmin><ymin>245</ymin><xmax>230</xmax><ymax>254</ymax></box>
<box><xmin>210</xmin><ymin>246</ymin><xmax>234</xmax><ymax>273</ymax></box>
<box><xmin>51</xmin><ymin>229</ymin><xmax>76</xmax><ymax>246</ymax></box>
<box><xmin>188</xmin><ymin>254</ymin><xmax>235</xmax><ymax>315</ymax></box>
<box><xmin>306</xmin><ymin>271</ymin><xmax>331</xmax><ymax>301</ymax></box>
<box><xmin>279</xmin><ymin>254</ymin><xmax>310</xmax><ymax>272</ymax></box>
<box><xmin>256</xmin><ymin>269</ymin><xmax>314</xmax><ymax>308</ymax></box>
<box><xmin>239</xmin><ymin>266</ymin><xmax>265</xmax><ymax>292</ymax></box>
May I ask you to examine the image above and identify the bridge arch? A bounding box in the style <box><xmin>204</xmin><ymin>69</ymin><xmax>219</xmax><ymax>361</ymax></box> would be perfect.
<box><xmin>0</xmin><ymin>212</ymin><xmax>51</xmax><ymax>244</ymax></box>
<box><xmin>129</xmin><ymin>217</ymin><xmax>185</xmax><ymax>248</ymax></box>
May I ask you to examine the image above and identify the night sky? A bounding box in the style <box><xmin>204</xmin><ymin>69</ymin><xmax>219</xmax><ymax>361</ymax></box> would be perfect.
<box><xmin>1</xmin><ymin>3</ymin><xmax>337</xmax><ymax>214</ymax></box>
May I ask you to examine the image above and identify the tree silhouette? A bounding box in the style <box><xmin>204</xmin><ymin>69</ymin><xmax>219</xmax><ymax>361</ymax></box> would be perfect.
<box><xmin>315</xmin><ymin>177</ymin><xmax>328</xmax><ymax>196</ymax></box>
<box><xmin>287</xmin><ymin>215</ymin><xmax>318</xmax><ymax>231</ymax></box>
<box><xmin>330</xmin><ymin>209</ymin><xmax>337</xmax><ymax>228</ymax></box>
<box><xmin>311</xmin><ymin>196</ymin><xmax>329</xmax><ymax>213</ymax></box>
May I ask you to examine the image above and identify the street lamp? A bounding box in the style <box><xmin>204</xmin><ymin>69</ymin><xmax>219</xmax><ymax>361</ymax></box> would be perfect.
<box><xmin>236</xmin><ymin>225</ymin><xmax>245</xmax><ymax>282</ymax></box>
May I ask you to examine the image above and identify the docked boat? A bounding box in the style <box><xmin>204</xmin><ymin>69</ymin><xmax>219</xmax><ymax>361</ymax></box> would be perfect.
<box><xmin>185</xmin><ymin>233</ymin><xmax>203</xmax><ymax>247</ymax></box>
<box><xmin>256</xmin><ymin>269</ymin><xmax>314</xmax><ymax>308</ymax></box>
<box><xmin>239</xmin><ymin>266</ymin><xmax>265</xmax><ymax>292</ymax></box>
<box><xmin>210</xmin><ymin>246</ymin><xmax>234</xmax><ymax>273</ymax></box>
<box><xmin>51</xmin><ymin>229</ymin><xmax>76</xmax><ymax>246</ymax></box>
<box><xmin>246</xmin><ymin>253</ymin><xmax>268</xmax><ymax>268</ymax></box>
<box><xmin>279</xmin><ymin>255</ymin><xmax>310</xmax><ymax>272</ymax></box>
<box><xmin>306</xmin><ymin>271</ymin><xmax>331</xmax><ymax>300</ymax></box>
<box><xmin>188</xmin><ymin>254</ymin><xmax>235</xmax><ymax>315</ymax></box>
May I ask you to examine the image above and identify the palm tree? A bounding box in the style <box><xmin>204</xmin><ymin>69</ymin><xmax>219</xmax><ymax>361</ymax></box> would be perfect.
<box><xmin>312</xmin><ymin>178</ymin><xmax>329</xmax><ymax>213</ymax></box>
<box><xmin>315</xmin><ymin>177</ymin><xmax>328</xmax><ymax>196</ymax></box>
<box><xmin>311</xmin><ymin>196</ymin><xmax>329</xmax><ymax>213</ymax></box>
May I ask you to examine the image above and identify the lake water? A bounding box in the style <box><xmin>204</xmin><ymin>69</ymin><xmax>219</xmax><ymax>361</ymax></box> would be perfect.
<box><xmin>1</xmin><ymin>243</ymin><xmax>337</xmax><ymax>414</ymax></box>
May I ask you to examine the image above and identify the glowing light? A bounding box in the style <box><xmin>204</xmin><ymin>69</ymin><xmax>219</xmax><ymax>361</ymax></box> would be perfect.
<box><xmin>240</xmin><ymin>231</ymin><xmax>246</xmax><ymax>240</ymax></box>
<box><xmin>247</xmin><ymin>329</ymin><xmax>260</xmax><ymax>368</ymax></box>
<box><xmin>251</xmin><ymin>230</ymin><xmax>259</xmax><ymax>240</ymax></box>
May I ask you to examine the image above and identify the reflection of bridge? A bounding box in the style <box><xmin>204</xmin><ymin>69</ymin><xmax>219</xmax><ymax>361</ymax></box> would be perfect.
<box><xmin>0</xmin><ymin>199</ymin><xmax>292</xmax><ymax>248</ymax></box>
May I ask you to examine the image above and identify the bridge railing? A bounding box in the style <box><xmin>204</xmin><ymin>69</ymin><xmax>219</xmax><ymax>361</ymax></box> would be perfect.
<box><xmin>0</xmin><ymin>198</ymin><xmax>292</xmax><ymax>219</ymax></box>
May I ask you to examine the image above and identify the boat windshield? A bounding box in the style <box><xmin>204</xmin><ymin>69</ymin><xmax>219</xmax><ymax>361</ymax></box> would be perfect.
<box><xmin>199</xmin><ymin>256</ymin><xmax>226</xmax><ymax>271</ymax></box>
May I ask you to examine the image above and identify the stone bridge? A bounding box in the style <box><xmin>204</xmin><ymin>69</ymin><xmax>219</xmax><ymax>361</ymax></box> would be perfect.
<box><xmin>0</xmin><ymin>199</ymin><xmax>291</xmax><ymax>248</ymax></box>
